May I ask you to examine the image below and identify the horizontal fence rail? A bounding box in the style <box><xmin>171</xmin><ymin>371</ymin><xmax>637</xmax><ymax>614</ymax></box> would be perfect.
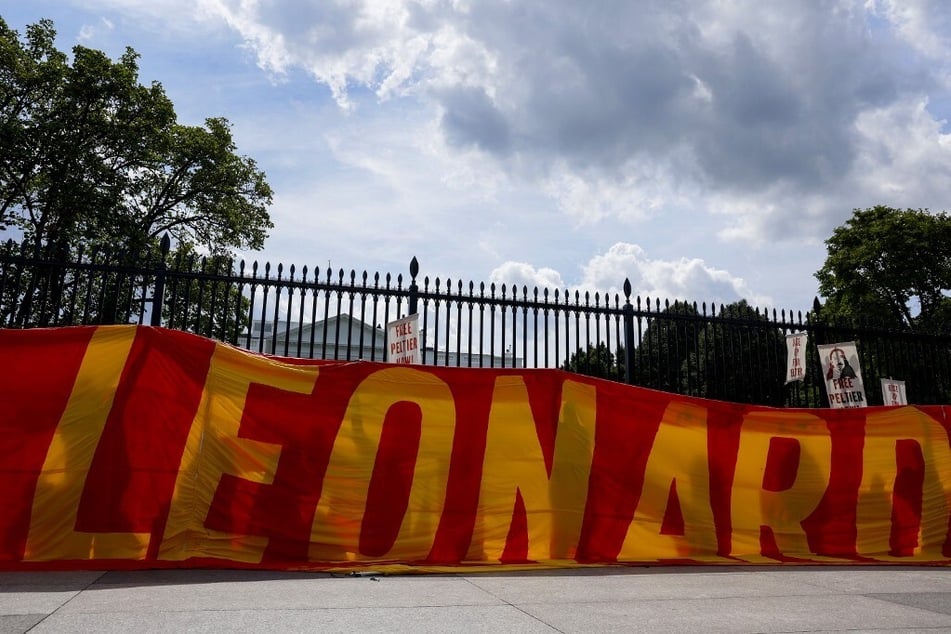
<box><xmin>2</xmin><ymin>236</ymin><xmax>949</xmax><ymax>407</ymax></box>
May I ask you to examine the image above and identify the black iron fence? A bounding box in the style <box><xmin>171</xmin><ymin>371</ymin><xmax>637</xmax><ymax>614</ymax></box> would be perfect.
<box><xmin>2</xmin><ymin>236</ymin><xmax>949</xmax><ymax>407</ymax></box>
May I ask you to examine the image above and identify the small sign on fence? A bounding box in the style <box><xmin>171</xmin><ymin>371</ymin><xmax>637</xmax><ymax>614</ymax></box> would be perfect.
<box><xmin>785</xmin><ymin>332</ymin><xmax>806</xmax><ymax>383</ymax></box>
<box><xmin>387</xmin><ymin>313</ymin><xmax>420</xmax><ymax>364</ymax></box>
<box><xmin>881</xmin><ymin>378</ymin><xmax>908</xmax><ymax>406</ymax></box>
<box><xmin>817</xmin><ymin>341</ymin><xmax>867</xmax><ymax>409</ymax></box>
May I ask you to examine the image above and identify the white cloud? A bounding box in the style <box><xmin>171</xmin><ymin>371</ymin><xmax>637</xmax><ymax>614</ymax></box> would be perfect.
<box><xmin>541</xmin><ymin>148</ymin><xmax>703</xmax><ymax>226</ymax></box>
<box><xmin>77</xmin><ymin>18</ymin><xmax>113</xmax><ymax>42</ymax></box>
<box><xmin>491</xmin><ymin>243</ymin><xmax>771</xmax><ymax>309</ymax></box>
<box><xmin>851</xmin><ymin>96</ymin><xmax>951</xmax><ymax>203</ymax></box>
<box><xmin>78</xmin><ymin>24</ymin><xmax>95</xmax><ymax>41</ymax></box>
<box><xmin>581</xmin><ymin>243</ymin><xmax>771</xmax><ymax>307</ymax></box>
<box><xmin>192</xmin><ymin>0</ymin><xmax>949</xmax><ymax>314</ymax></box>
<box><xmin>10</xmin><ymin>0</ymin><xmax>951</xmax><ymax>314</ymax></box>
<box><xmin>873</xmin><ymin>0</ymin><xmax>951</xmax><ymax>62</ymax></box>
<box><xmin>201</xmin><ymin>0</ymin><xmax>458</xmax><ymax>108</ymax></box>
<box><xmin>191</xmin><ymin>1</ymin><xmax>951</xmax><ymax>243</ymax></box>
<box><xmin>70</xmin><ymin>0</ymin><xmax>220</xmax><ymax>33</ymax></box>
<box><xmin>489</xmin><ymin>262</ymin><xmax>565</xmax><ymax>292</ymax></box>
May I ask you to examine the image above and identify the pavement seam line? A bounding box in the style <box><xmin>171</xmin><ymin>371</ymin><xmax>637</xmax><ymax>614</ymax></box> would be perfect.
<box><xmin>860</xmin><ymin>592</ymin><xmax>951</xmax><ymax>619</ymax></box>
<box><xmin>460</xmin><ymin>576</ymin><xmax>566</xmax><ymax>633</ymax></box>
<box><xmin>26</xmin><ymin>571</ymin><xmax>108</xmax><ymax>632</ymax></box>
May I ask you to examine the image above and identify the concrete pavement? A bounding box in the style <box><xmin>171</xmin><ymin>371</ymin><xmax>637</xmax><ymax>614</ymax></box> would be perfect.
<box><xmin>3</xmin><ymin>565</ymin><xmax>951</xmax><ymax>633</ymax></box>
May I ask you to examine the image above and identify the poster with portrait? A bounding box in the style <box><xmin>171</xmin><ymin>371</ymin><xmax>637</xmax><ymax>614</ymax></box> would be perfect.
<box><xmin>881</xmin><ymin>378</ymin><xmax>908</xmax><ymax>406</ymax></box>
<box><xmin>785</xmin><ymin>332</ymin><xmax>806</xmax><ymax>383</ymax></box>
<box><xmin>817</xmin><ymin>341</ymin><xmax>867</xmax><ymax>408</ymax></box>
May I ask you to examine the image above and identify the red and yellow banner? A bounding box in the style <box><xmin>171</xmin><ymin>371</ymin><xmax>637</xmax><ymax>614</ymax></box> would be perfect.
<box><xmin>1</xmin><ymin>325</ymin><xmax>949</xmax><ymax>571</ymax></box>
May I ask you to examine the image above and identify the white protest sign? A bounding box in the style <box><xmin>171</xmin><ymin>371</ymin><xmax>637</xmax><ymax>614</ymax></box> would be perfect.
<box><xmin>817</xmin><ymin>341</ymin><xmax>867</xmax><ymax>408</ymax></box>
<box><xmin>881</xmin><ymin>378</ymin><xmax>908</xmax><ymax>406</ymax></box>
<box><xmin>387</xmin><ymin>313</ymin><xmax>420</xmax><ymax>364</ymax></box>
<box><xmin>785</xmin><ymin>332</ymin><xmax>806</xmax><ymax>383</ymax></box>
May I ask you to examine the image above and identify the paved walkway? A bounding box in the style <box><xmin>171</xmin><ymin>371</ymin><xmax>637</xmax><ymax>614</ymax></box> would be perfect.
<box><xmin>2</xmin><ymin>565</ymin><xmax>951</xmax><ymax>633</ymax></box>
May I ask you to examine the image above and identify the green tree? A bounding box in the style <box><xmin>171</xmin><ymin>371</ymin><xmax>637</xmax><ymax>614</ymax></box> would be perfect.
<box><xmin>815</xmin><ymin>206</ymin><xmax>951</xmax><ymax>333</ymax></box>
<box><xmin>683</xmin><ymin>300</ymin><xmax>786</xmax><ymax>405</ymax></box>
<box><xmin>562</xmin><ymin>342</ymin><xmax>625</xmax><ymax>381</ymax></box>
<box><xmin>161</xmin><ymin>242</ymin><xmax>251</xmax><ymax>341</ymax></box>
<box><xmin>0</xmin><ymin>18</ymin><xmax>271</xmax><ymax>327</ymax></box>
<box><xmin>0</xmin><ymin>18</ymin><xmax>272</xmax><ymax>258</ymax></box>
<box><xmin>633</xmin><ymin>300</ymin><xmax>701</xmax><ymax>393</ymax></box>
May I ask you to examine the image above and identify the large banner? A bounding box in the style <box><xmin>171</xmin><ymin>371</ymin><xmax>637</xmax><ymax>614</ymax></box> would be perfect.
<box><xmin>1</xmin><ymin>326</ymin><xmax>950</xmax><ymax>571</ymax></box>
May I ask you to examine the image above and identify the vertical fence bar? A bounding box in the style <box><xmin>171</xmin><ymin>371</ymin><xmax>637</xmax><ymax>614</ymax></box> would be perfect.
<box><xmin>408</xmin><ymin>257</ymin><xmax>419</xmax><ymax>316</ymax></box>
<box><xmin>150</xmin><ymin>234</ymin><xmax>171</xmax><ymax>327</ymax></box>
<box><xmin>622</xmin><ymin>280</ymin><xmax>635</xmax><ymax>384</ymax></box>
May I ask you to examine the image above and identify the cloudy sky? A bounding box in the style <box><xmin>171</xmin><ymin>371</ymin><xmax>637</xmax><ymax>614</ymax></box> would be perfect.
<box><xmin>5</xmin><ymin>0</ymin><xmax>951</xmax><ymax>313</ymax></box>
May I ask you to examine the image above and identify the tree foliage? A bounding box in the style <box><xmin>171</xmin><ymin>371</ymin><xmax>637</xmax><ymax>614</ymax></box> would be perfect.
<box><xmin>162</xmin><ymin>242</ymin><xmax>251</xmax><ymax>340</ymax></box>
<box><xmin>0</xmin><ymin>18</ymin><xmax>270</xmax><ymax>327</ymax></box>
<box><xmin>633</xmin><ymin>300</ymin><xmax>700</xmax><ymax>392</ymax></box>
<box><xmin>683</xmin><ymin>300</ymin><xmax>786</xmax><ymax>405</ymax></box>
<box><xmin>562</xmin><ymin>342</ymin><xmax>625</xmax><ymax>382</ymax></box>
<box><xmin>815</xmin><ymin>206</ymin><xmax>951</xmax><ymax>333</ymax></box>
<box><xmin>0</xmin><ymin>18</ymin><xmax>273</xmax><ymax>257</ymax></box>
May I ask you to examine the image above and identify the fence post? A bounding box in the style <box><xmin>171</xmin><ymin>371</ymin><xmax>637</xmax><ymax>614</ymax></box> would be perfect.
<box><xmin>622</xmin><ymin>278</ymin><xmax>636</xmax><ymax>384</ymax></box>
<box><xmin>408</xmin><ymin>256</ymin><xmax>419</xmax><ymax>315</ymax></box>
<box><xmin>811</xmin><ymin>296</ymin><xmax>830</xmax><ymax>407</ymax></box>
<box><xmin>150</xmin><ymin>234</ymin><xmax>171</xmax><ymax>327</ymax></box>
